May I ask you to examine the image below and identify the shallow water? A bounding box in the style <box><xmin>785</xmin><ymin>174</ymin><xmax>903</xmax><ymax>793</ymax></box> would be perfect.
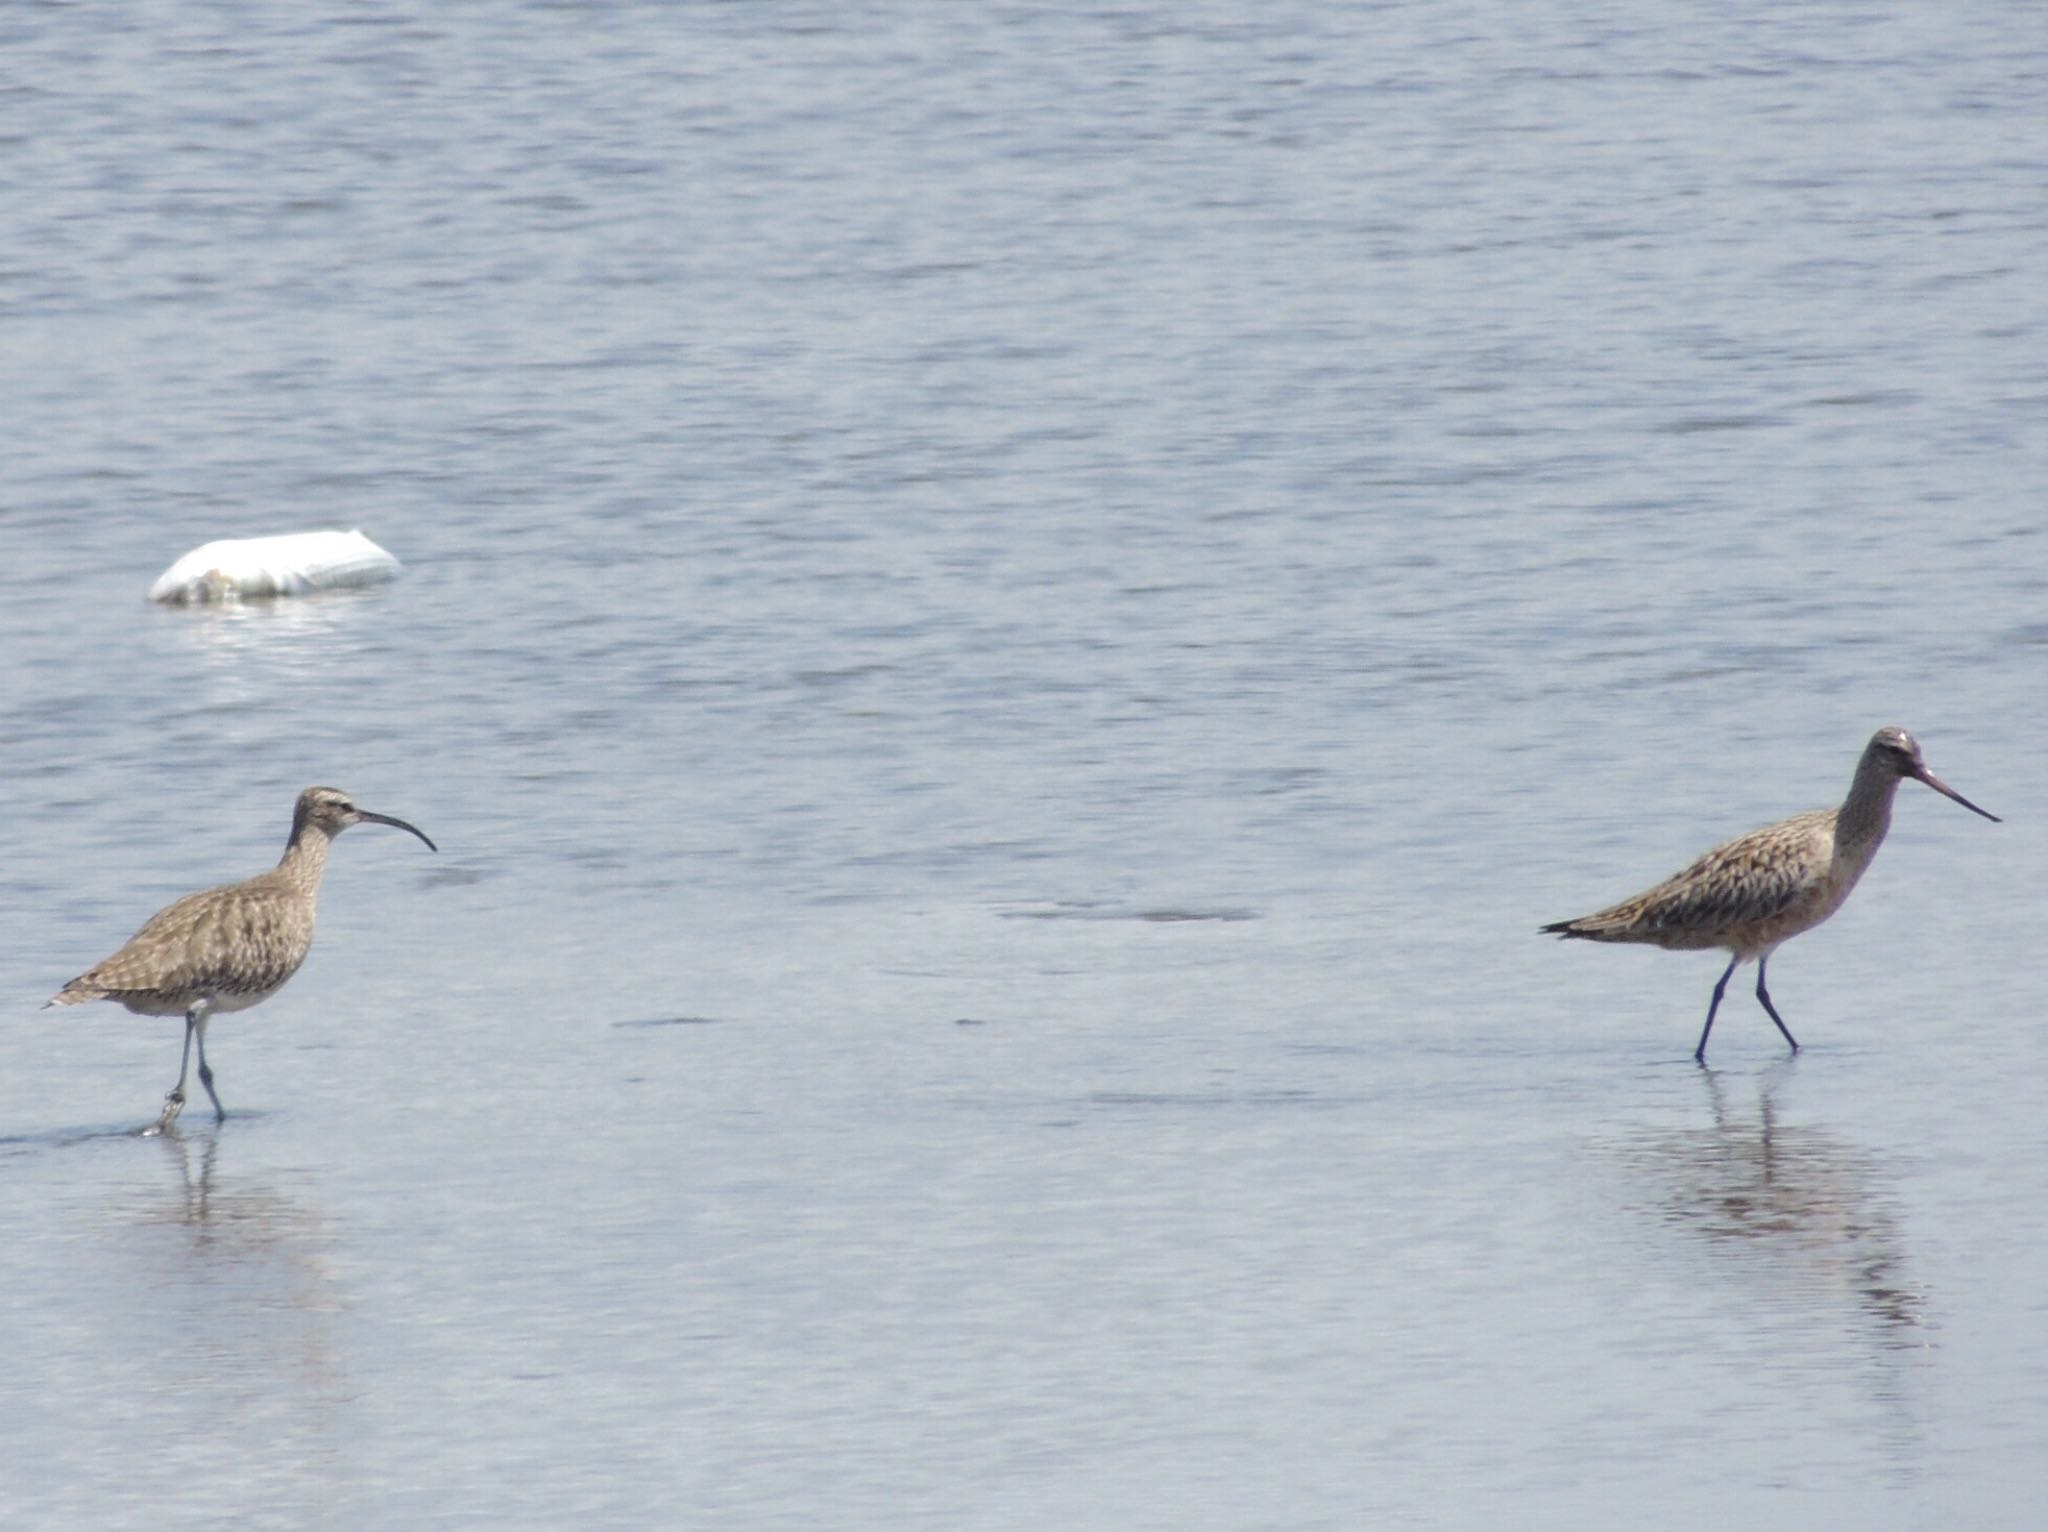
<box><xmin>2</xmin><ymin>3</ymin><xmax>2045</xmax><ymax>1527</ymax></box>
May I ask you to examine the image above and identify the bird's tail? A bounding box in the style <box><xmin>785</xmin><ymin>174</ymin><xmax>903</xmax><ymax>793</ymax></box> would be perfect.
<box><xmin>1538</xmin><ymin>914</ymin><xmax>1627</xmax><ymax>941</ymax></box>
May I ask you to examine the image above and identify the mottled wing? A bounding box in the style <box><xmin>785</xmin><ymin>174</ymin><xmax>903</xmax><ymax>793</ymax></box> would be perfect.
<box><xmin>1547</xmin><ymin>810</ymin><xmax>1835</xmax><ymax>947</ymax></box>
<box><xmin>50</xmin><ymin>878</ymin><xmax>311</xmax><ymax>1005</ymax></box>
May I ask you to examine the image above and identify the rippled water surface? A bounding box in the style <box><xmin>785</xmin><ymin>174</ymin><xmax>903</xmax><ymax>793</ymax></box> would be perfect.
<box><xmin>2</xmin><ymin>4</ymin><xmax>2044</xmax><ymax>1528</ymax></box>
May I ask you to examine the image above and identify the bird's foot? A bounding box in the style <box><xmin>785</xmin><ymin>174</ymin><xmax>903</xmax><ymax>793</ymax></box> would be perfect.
<box><xmin>146</xmin><ymin>1089</ymin><xmax>186</xmax><ymax>1136</ymax></box>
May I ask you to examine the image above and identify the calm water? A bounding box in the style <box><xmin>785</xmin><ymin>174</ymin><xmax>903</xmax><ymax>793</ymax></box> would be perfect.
<box><xmin>2</xmin><ymin>3</ymin><xmax>2045</xmax><ymax>1527</ymax></box>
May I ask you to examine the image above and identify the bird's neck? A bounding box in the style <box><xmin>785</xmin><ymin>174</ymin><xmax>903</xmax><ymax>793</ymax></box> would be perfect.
<box><xmin>1836</xmin><ymin>749</ymin><xmax>1900</xmax><ymax>856</ymax></box>
<box><xmin>275</xmin><ymin>826</ymin><xmax>335</xmax><ymax>894</ymax></box>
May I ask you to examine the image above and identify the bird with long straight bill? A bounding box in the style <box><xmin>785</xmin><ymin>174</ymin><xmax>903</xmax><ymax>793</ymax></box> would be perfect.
<box><xmin>1541</xmin><ymin>728</ymin><xmax>1998</xmax><ymax>1061</ymax></box>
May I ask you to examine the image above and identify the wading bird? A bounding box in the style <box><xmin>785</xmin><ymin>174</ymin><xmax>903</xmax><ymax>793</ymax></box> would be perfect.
<box><xmin>1541</xmin><ymin>728</ymin><xmax>1998</xmax><ymax>1061</ymax></box>
<box><xmin>48</xmin><ymin>786</ymin><xmax>436</xmax><ymax>1130</ymax></box>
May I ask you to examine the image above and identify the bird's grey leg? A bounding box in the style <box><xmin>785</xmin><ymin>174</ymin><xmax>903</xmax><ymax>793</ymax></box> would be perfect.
<box><xmin>1694</xmin><ymin>956</ymin><xmax>1739</xmax><ymax>1064</ymax></box>
<box><xmin>155</xmin><ymin>1008</ymin><xmax>201</xmax><ymax>1131</ymax></box>
<box><xmin>192</xmin><ymin>1005</ymin><xmax>224</xmax><ymax>1121</ymax></box>
<box><xmin>1752</xmin><ymin>957</ymin><xmax>1800</xmax><ymax>1055</ymax></box>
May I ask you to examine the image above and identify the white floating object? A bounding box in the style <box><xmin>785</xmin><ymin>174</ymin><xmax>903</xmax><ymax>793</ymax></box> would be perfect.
<box><xmin>149</xmin><ymin>529</ymin><xmax>403</xmax><ymax>604</ymax></box>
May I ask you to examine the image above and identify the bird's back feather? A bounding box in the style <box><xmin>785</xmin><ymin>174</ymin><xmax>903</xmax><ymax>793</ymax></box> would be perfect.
<box><xmin>1542</xmin><ymin>809</ymin><xmax>1842</xmax><ymax>954</ymax></box>
<box><xmin>48</xmin><ymin>871</ymin><xmax>316</xmax><ymax>1012</ymax></box>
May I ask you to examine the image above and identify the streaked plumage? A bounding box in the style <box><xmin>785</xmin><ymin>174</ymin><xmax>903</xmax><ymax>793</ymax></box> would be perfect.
<box><xmin>49</xmin><ymin>786</ymin><xmax>436</xmax><ymax>1130</ymax></box>
<box><xmin>1542</xmin><ymin>728</ymin><xmax>1998</xmax><ymax>1061</ymax></box>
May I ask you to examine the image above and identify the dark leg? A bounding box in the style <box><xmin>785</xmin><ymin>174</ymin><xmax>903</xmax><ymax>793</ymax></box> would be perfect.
<box><xmin>156</xmin><ymin>1010</ymin><xmax>198</xmax><ymax>1131</ymax></box>
<box><xmin>193</xmin><ymin>1011</ymin><xmax>224</xmax><ymax>1121</ymax></box>
<box><xmin>1694</xmin><ymin>956</ymin><xmax>1739</xmax><ymax>1064</ymax></box>
<box><xmin>1753</xmin><ymin>956</ymin><xmax>1800</xmax><ymax>1054</ymax></box>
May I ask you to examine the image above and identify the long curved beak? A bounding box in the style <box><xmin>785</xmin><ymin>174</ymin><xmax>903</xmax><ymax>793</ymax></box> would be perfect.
<box><xmin>359</xmin><ymin>809</ymin><xmax>439</xmax><ymax>851</ymax></box>
<box><xmin>1916</xmin><ymin>767</ymin><xmax>2001</xmax><ymax>823</ymax></box>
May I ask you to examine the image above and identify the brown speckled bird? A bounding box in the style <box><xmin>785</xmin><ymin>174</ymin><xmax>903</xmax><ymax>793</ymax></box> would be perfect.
<box><xmin>1542</xmin><ymin>728</ymin><xmax>1999</xmax><ymax>1062</ymax></box>
<box><xmin>48</xmin><ymin>786</ymin><xmax>436</xmax><ymax>1130</ymax></box>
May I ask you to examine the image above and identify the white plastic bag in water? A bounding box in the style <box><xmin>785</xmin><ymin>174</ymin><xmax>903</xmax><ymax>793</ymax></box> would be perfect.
<box><xmin>149</xmin><ymin>529</ymin><xmax>403</xmax><ymax>604</ymax></box>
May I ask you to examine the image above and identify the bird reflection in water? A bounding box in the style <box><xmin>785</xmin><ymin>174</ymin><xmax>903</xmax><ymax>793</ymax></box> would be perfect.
<box><xmin>146</xmin><ymin>1126</ymin><xmax>332</xmax><ymax>1277</ymax></box>
<box><xmin>133</xmin><ymin>1127</ymin><xmax>350</xmax><ymax>1511</ymax></box>
<box><xmin>1618</xmin><ymin>1068</ymin><xmax>1926</xmax><ymax>1341</ymax></box>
